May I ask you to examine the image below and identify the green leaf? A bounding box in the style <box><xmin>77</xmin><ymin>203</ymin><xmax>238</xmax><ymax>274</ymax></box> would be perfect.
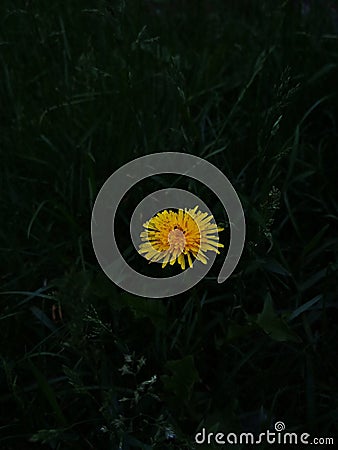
<box><xmin>118</xmin><ymin>293</ymin><xmax>167</xmax><ymax>330</ymax></box>
<box><xmin>226</xmin><ymin>322</ymin><xmax>254</xmax><ymax>341</ymax></box>
<box><xmin>30</xmin><ymin>428</ymin><xmax>78</xmax><ymax>445</ymax></box>
<box><xmin>262</xmin><ymin>258</ymin><xmax>290</xmax><ymax>277</ymax></box>
<box><xmin>288</xmin><ymin>295</ymin><xmax>322</xmax><ymax>322</ymax></box>
<box><xmin>30</xmin><ymin>429</ymin><xmax>64</xmax><ymax>444</ymax></box>
<box><xmin>161</xmin><ymin>355</ymin><xmax>199</xmax><ymax>402</ymax></box>
<box><xmin>255</xmin><ymin>293</ymin><xmax>301</xmax><ymax>343</ymax></box>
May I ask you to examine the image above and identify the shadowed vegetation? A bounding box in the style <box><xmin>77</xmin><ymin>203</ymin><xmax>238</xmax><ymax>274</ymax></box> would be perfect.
<box><xmin>1</xmin><ymin>0</ymin><xmax>337</xmax><ymax>448</ymax></box>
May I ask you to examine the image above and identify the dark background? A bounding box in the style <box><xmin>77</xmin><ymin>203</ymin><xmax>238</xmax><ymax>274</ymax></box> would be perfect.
<box><xmin>1</xmin><ymin>0</ymin><xmax>337</xmax><ymax>448</ymax></box>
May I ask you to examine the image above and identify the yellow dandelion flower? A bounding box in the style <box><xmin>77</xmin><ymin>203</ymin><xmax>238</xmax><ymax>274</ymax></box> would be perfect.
<box><xmin>138</xmin><ymin>206</ymin><xmax>224</xmax><ymax>270</ymax></box>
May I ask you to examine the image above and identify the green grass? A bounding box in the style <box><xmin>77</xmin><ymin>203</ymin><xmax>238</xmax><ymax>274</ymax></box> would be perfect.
<box><xmin>1</xmin><ymin>0</ymin><xmax>338</xmax><ymax>448</ymax></box>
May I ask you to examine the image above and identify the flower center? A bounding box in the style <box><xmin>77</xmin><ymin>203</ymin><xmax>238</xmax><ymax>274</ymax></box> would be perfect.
<box><xmin>168</xmin><ymin>228</ymin><xmax>186</xmax><ymax>253</ymax></box>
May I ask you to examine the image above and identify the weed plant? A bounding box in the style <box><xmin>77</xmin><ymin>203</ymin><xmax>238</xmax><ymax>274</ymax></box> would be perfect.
<box><xmin>1</xmin><ymin>0</ymin><xmax>337</xmax><ymax>448</ymax></box>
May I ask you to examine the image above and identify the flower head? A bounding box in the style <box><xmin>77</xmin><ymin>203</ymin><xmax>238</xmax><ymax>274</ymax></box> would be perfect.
<box><xmin>138</xmin><ymin>206</ymin><xmax>224</xmax><ymax>270</ymax></box>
